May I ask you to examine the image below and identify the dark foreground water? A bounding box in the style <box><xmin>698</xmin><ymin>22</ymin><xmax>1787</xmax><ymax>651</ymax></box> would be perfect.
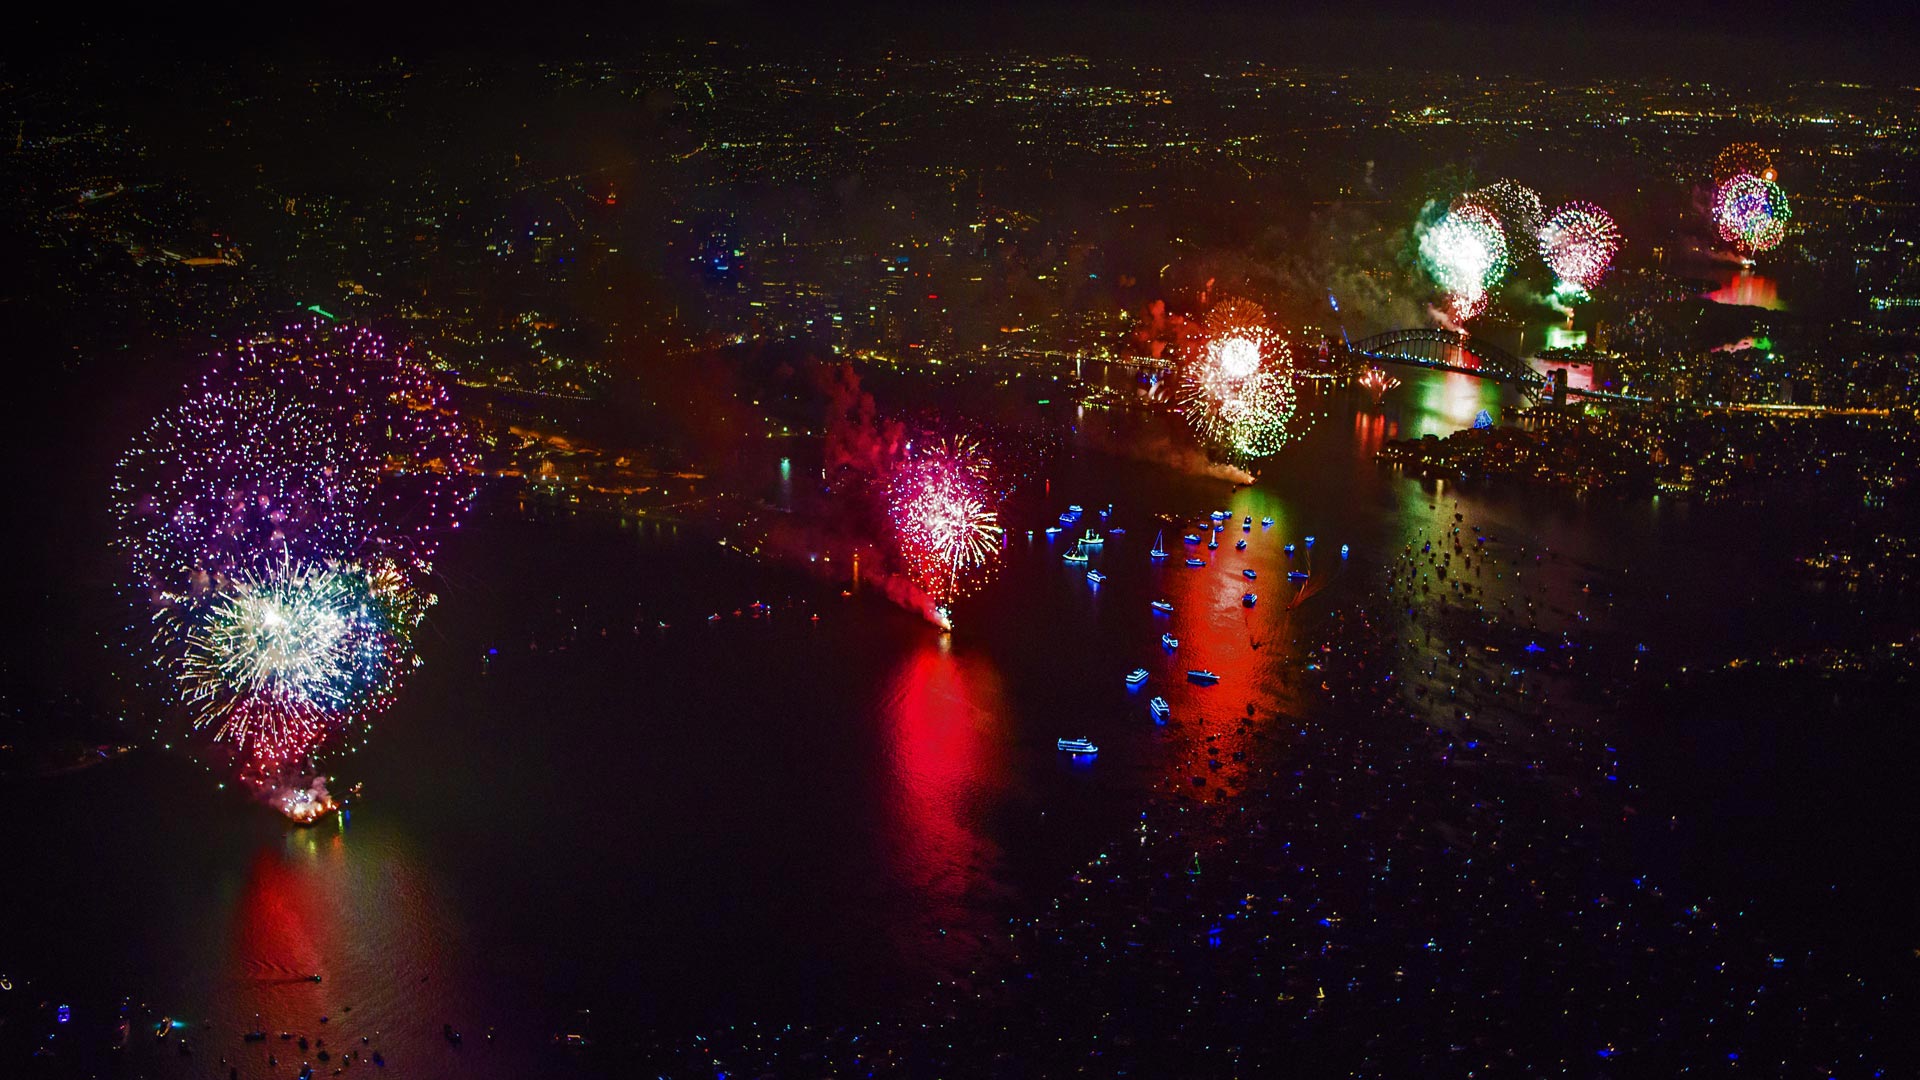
<box><xmin>5</xmin><ymin>369</ymin><xmax>1916</xmax><ymax>1076</ymax></box>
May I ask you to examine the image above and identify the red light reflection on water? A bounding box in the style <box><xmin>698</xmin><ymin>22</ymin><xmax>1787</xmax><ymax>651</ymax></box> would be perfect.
<box><xmin>878</xmin><ymin>640</ymin><xmax>1010</xmax><ymax>953</ymax></box>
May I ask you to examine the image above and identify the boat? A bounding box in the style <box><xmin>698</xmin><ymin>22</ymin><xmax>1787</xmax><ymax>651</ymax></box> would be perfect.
<box><xmin>1150</xmin><ymin>529</ymin><xmax>1169</xmax><ymax>559</ymax></box>
<box><xmin>1284</xmin><ymin>543</ymin><xmax>1296</xmax><ymax>555</ymax></box>
<box><xmin>1149</xmin><ymin>696</ymin><xmax>1170</xmax><ymax>721</ymax></box>
<box><xmin>1242</xmin><ymin>592</ymin><xmax>1257</xmax><ymax>606</ymax></box>
<box><xmin>1242</xmin><ymin>522</ymin><xmax>1251</xmax><ymax>532</ymax></box>
<box><xmin>1044</xmin><ymin>526</ymin><xmax>1062</xmax><ymax>538</ymax></box>
<box><xmin>1207</xmin><ymin>538</ymin><xmax>1218</xmax><ymax>550</ymax></box>
<box><xmin>1086</xmin><ymin>569</ymin><xmax>1107</xmax><ymax>584</ymax></box>
<box><xmin>1109</xmin><ymin>527</ymin><xmax>1125</xmax><ymax>535</ymax></box>
<box><xmin>1340</xmin><ymin>543</ymin><xmax>1350</xmax><ymax>558</ymax></box>
<box><xmin>1150</xmin><ymin>599</ymin><xmax>1174</xmax><ymax>613</ymax></box>
<box><xmin>1243</xmin><ymin>569</ymin><xmax>1258</xmax><ymax>580</ymax></box>
<box><xmin>1057</xmin><ymin>737</ymin><xmax>1098</xmax><ymax>755</ymax></box>
<box><xmin>1126</xmin><ymin>668</ymin><xmax>1149</xmax><ymax>686</ymax></box>
<box><xmin>1210</xmin><ymin>510</ymin><xmax>1226</xmax><ymax>520</ymax></box>
<box><xmin>1064</xmin><ymin>550</ymin><xmax>1089</xmax><ymax>564</ymax></box>
<box><xmin>1058</xmin><ymin>512</ymin><xmax>1076</xmax><ymax>525</ymax></box>
<box><xmin>1304</xmin><ymin>535</ymin><xmax>1316</xmax><ymax>547</ymax></box>
<box><xmin>1185</xmin><ymin>557</ymin><xmax>1205</xmax><ymax>567</ymax></box>
<box><xmin>1213</xmin><ymin>523</ymin><xmax>1225</xmax><ymax>532</ymax></box>
<box><xmin>1261</xmin><ymin>516</ymin><xmax>1274</xmax><ymax>526</ymax></box>
<box><xmin>1068</xmin><ymin>504</ymin><xmax>1084</xmax><ymax>514</ymax></box>
<box><xmin>1288</xmin><ymin>570</ymin><xmax>1310</xmax><ymax>582</ymax></box>
<box><xmin>1243</xmin><ymin>516</ymin><xmax>1252</xmax><ymax>526</ymax></box>
<box><xmin>1183</xmin><ymin>533</ymin><xmax>1202</xmax><ymax>544</ymax></box>
<box><xmin>1186</xmin><ymin>669</ymin><xmax>1221</xmax><ymax>684</ymax></box>
<box><xmin>707</xmin><ymin>613</ymin><xmax>722</xmax><ymax>624</ymax></box>
<box><xmin>1080</xmin><ymin>529</ymin><xmax>1104</xmax><ymax>547</ymax></box>
<box><xmin>1235</xmin><ymin>538</ymin><xmax>1247</xmax><ymax>550</ymax></box>
<box><xmin>1161</xmin><ymin>633</ymin><xmax>1179</xmax><ymax>649</ymax></box>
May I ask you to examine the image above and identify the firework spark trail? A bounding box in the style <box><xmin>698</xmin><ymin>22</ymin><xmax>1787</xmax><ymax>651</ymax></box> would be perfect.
<box><xmin>1713</xmin><ymin>142</ymin><xmax>1772</xmax><ymax>185</ymax></box>
<box><xmin>1537</xmin><ymin>202</ymin><xmax>1621</xmax><ymax>297</ymax></box>
<box><xmin>1462</xmin><ymin>180</ymin><xmax>1543</xmax><ymax>266</ymax></box>
<box><xmin>1179</xmin><ymin>299</ymin><xmax>1299</xmax><ymax>459</ymax></box>
<box><xmin>1714</xmin><ymin>174</ymin><xmax>1790</xmax><ymax>255</ymax></box>
<box><xmin>1419</xmin><ymin>204</ymin><xmax>1510</xmax><ymax>322</ymax></box>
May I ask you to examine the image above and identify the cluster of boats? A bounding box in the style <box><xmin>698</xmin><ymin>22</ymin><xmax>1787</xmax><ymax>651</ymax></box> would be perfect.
<box><xmin>1052</xmin><ymin>503</ymin><xmax>1350</xmax><ymax>759</ymax></box>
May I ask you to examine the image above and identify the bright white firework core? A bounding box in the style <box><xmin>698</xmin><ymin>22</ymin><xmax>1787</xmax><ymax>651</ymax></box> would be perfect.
<box><xmin>1213</xmin><ymin>336</ymin><xmax>1261</xmax><ymax>379</ymax></box>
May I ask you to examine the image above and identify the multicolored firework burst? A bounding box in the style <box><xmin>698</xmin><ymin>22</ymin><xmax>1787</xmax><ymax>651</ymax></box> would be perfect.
<box><xmin>1713</xmin><ymin>142</ymin><xmax>1772</xmax><ymax>185</ymax></box>
<box><xmin>887</xmin><ymin>436</ymin><xmax>1004</xmax><ymax>625</ymax></box>
<box><xmin>1537</xmin><ymin>202</ymin><xmax>1621</xmax><ymax>298</ymax></box>
<box><xmin>1462</xmin><ymin>180</ymin><xmax>1544</xmax><ymax>265</ymax></box>
<box><xmin>173</xmin><ymin>559</ymin><xmax>411</xmax><ymax>771</ymax></box>
<box><xmin>1714</xmin><ymin>174</ymin><xmax>1791</xmax><ymax>256</ymax></box>
<box><xmin>113</xmin><ymin>320</ymin><xmax>476</xmax><ymax>817</ymax></box>
<box><xmin>1419</xmin><ymin>203</ymin><xmax>1510</xmax><ymax>322</ymax></box>
<box><xmin>1179</xmin><ymin>299</ymin><xmax>1299</xmax><ymax>458</ymax></box>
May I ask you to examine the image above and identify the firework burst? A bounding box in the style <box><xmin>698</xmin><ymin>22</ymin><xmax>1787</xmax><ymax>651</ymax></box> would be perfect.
<box><xmin>1713</xmin><ymin>142</ymin><xmax>1772</xmax><ymax>185</ymax></box>
<box><xmin>1537</xmin><ymin>202</ymin><xmax>1621</xmax><ymax>297</ymax></box>
<box><xmin>1713</xmin><ymin>174</ymin><xmax>1790</xmax><ymax>256</ymax></box>
<box><xmin>1419</xmin><ymin>203</ymin><xmax>1510</xmax><ymax>322</ymax></box>
<box><xmin>1179</xmin><ymin>299</ymin><xmax>1298</xmax><ymax>458</ymax></box>
<box><xmin>1358</xmin><ymin>366</ymin><xmax>1401</xmax><ymax>404</ymax></box>
<box><xmin>888</xmin><ymin>436</ymin><xmax>1004</xmax><ymax>620</ymax></box>
<box><xmin>113</xmin><ymin>320</ymin><xmax>475</xmax><ymax>816</ymax></box>
<box><xmin>1462</xmin><ymin>180</ymin><xmax>1544</xmax><ymax>265</ymax></box>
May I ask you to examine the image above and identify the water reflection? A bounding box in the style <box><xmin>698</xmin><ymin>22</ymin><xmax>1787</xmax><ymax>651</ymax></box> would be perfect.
<box><xmin>878</xmin><ymin>640</ymin><xmax>1009</xmax><ymax>953</ymax></box>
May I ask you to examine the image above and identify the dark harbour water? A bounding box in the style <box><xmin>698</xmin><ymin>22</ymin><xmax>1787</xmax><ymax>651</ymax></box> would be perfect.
<box><xmin>4</xmin><ymin>368</ymin><xmax>1916</xmax><ymax>1076</ymax></box>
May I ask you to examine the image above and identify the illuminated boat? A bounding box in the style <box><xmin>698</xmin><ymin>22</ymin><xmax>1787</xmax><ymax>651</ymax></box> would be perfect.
<box><xmin>1056</xmin><ymin>737</ymin><xmax>1098</xmax><ymax>755</ymax></box>
<box><xmin>1068</xmin><ymin>504</ymin><xmax>1084</xmax><ymax>514</ymax></box>
<box><xmin>1207</xmin><ymin>539</ymin><xmax>1218</xmax><ymax>550</ymax></box>
<box><xmin>1149</xmin><ymin>696</ymin><xmax>1170</xmax><ymax>721</ymax></box>
<box><xmin>1126</xmin><ymin>668</ymin><xmax>1149</xmax><ymax>686</ymax></box>
<box><xmin>1044</xmin><ymin>526</ymin><xmax>1062</xmax><ymax>538</ymax></box>
<box><xmin>1183</xmin><ymin>534</ymin><xmax>1202</xmax><ymax>544</ymax></box>
<box><xmin>1340</xmin><ymin>543</ymin><xmax>1350</xmax><ymax>558</ymax></box>
<box><xmin>1086</xmin><ymin>569</ymin><xmax>1107</xmax><ymax>584</ymax></box>
<box><xmin>1242</xmin><ymin>592</ymin><xmax>1257</xmax><ymax>606</ymax></box>
<box><xmin>707</xmin><ymin>613</ymin><xmax>722</xmax><ymax>624</ymax></box>
<box><xmin>1210</xmin><ymin>511</ymin><xmax>1226</xmax><ymax>520</ymax></box>
<box><xmin>1284</xmin><ymin>543</ymin><xmax>1296</xmax><ymax>555</ymax></box>
<box><xmin>1288</xmin><ymin>570</ymin><xmax>1310</xmax><ymax>582</ymax></box>
<box><xmin>1109</xmin><ymin>527</ymin><xmax>1125</xmax><ymax>535</ymax></box>
<box><xmin>1186</xmin><ymin>669</ymin><xmax>1221</xmax><ymax>684</ymax></box>
<box><xmin>1059</xmin><ymin>512</ymin><xmax>1076</xmax><ymax>524</ymax></box>
<box><xmin>1150</xmin><ymin>530</ymin><xmax>1169</xmax><ymax>559</ymax></box>
<box><xmin>1080</xmin><ymin>529</ymin><xmax>1104</xmax><ymax>547</ymax></box>
<box><xmin>1150</xmin><ymin>599</ymin><xmax>1173</xmax><ymax>613</ymax></box>
<box><xmin>1304</xmin><ymin>535</ymin><xmax>1316</xmax><ymax>547</ymax></box>
<box><xmin>1185</xmin><ymin>558</ymin><xmax>1205</xmax><ymax>567</ymax></box>
<box><xmin>1260</xmin><ymin>516</ymin><xmax>1274</xmax><ymax>526</ymax></box>
<box><xmin>1243</xmin><ymin>569</ymin><xmax>1257</xmax><ymax>580</ymax></box>
<box><xmin>1235</xmin><ymin>538</ymin><xmax>1247</xmax><ymax>550</ymax></box>
<box><xmin>1161</xmin><ymin>632</ymin><xmax>1179</xmax><ymax>649</ymax></box>
<box><xmin>1064</xmin><ymin>549</ymin><xmax>1090</xmax><ymax>564</ymax></box>
<box><xmin>1243</xmin><ymin>516</ymin><xmax>1252</xmax><ymax>526</ymax></box>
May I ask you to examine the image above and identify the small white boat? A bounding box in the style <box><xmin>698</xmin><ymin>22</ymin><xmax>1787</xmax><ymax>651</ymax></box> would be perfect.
<box><xmin>1150</xmin><ymin>529</ymin><xmax>1169</xmax><ymax>559</ymax></box>
<box><xmin>1068</xmin><ymin>504</ymin><xmax>1084</xmax><ymax>514</ymax></box>
<box><xmin>1186</xmin><ymin>669</ymin><xmax>1221</xmax><ymax>684</ymax></box>
<box><xmin>1260</xmin><ymin>516</ymin><xmax>1274</xmax><ymax>526</ymax></box>
<box><xmin>1288</xmin><ymin>570</ymin><xmax>1310</xmax><ymax>582</ymax></box>
<box><xmin>1284</xmin><ymin>543</ymin><xmax>1296</xmax><ymax>555</ymax></box>
<box><xmin>1149</xmin><ymin>696</ymin><xmax>1170</xmax><ymax>721</ymax></box>
<box><xmin>1044</xmin><ymin>526</ymin><xmax>1062</xmax><ymax>538</ymax></box>
<box><xmin>1150</xmin><ymin>599</ymin><xmax>1174</xmax><ymax>613</ymax></box>
<box><xmin>1235</xmin><ymin>539</ymin><xmax>1247</xmax><ymax>550</ymax></box>
<box><xmin>1242</xmin><ymin>592</ymin><xmax>1257</xmax><ymax>606</ymax></box>
<box><xmin>1161</xmin><ymin>633</ymin><xmax>1179</xmax><ymax>649</ymax></box>
<box><xmin>1057</xmin><ymin>737</ymin><xmax>1098</xmax><ymax>754</ymax></box>
<box><xmin>1208</xmin><ymin>539</ymin><xmax>1219</xmax><ymax>550</ymax></box>
<box><xmin>1340</xmin><ymin>543</ymin><xmax>1350</xmax><ymax>559</ymax></box>
<box><xmin>1304</xmin><ymin>535</ymin><xmax>1316</xmax><ymax>547</ymax></box>
<box><xmin>1126</xmin><ymin>668</ymin><xmax>1149</xmax><ymax>686</ymax></box>
<box><xmin>1243</xmin><ymin>516</ymin><xmax>1252</xmax><ymax>526</ymax></box>
<box><xmin>1210</xmin><ymin>511</ymin><xmax>1226</xmax><ymax>520</ymax></box>
<box><xmin>1243</xmin><ymin>569</ymin><xmax>1257</xmax><ymax>580</ymax></box>
<box><xmin>1086</xmin><ymin>569</ymin><xmax>1107</xmax><ymax>584</ymax></box>
<box><xmin>1183</xmin><ymin>534</ymin><xmax>1202</xmax><ymax>544</ymax></box>
<box><xmin>1185</xmin><ymin>557</ymin><xmax>1205</xmax><ymax>568</ymax></box>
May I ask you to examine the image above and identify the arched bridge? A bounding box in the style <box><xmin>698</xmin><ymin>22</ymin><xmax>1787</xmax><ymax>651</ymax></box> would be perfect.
<box><xmin>1347</xmin><ymin>329</ymin><xmax>1545</xmax><ymax>399</ymax></box>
